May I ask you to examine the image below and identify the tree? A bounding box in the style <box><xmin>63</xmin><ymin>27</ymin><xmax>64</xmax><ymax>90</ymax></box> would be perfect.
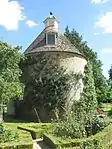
<box><xmin>0</xmin><ymin>41</ymin><xmax>23</xmax><ymax>104</ymax></box>
<box><xmin>73</xmin><ymin>62</ymin><xmax>97</xmax><ymax>132</ymax></box>
<box><xmin>82</xmin><ymin>62</ymin><xmax>97</xmax><ymax>119</ymax></box>
<box><xmin>64</xmin><ymin>26</ymin><xmax>109</xmax><ymax>103</ymax></box>
<box><xmin>53</xmin><ymin>62</ymin><xmax>97</xmax><ymax>138</ymax></box>
<box><xmin>109</xmin><ymin>65</ymin><xmax>112</xmax><ymax>80</ymax></box>
<box><xmin>106</xmin><ymin>65</ymin><xmax>112</xmax><ymax>102</ymax></box>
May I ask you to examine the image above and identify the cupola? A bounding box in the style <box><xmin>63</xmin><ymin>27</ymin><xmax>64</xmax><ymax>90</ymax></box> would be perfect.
<box><xmin>44</xmin><ymin>12</ymin><xmax>59</xmax><ymax>45</ymax></box>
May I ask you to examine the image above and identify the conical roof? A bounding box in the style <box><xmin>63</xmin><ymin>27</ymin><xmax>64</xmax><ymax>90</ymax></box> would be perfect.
<box><xmin>25</xmin><ymin>32</ymin><xmax>85</xmax><ymax>58</ymax></box>
<box><xmin>25</xmin><ymin>14</ymin><xmax>85</xmax><ymax>58</ymax></box>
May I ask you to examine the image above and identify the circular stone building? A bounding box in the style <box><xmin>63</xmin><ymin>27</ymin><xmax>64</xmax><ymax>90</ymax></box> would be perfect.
<box><xmin>24</xmin><ymin>13</ymin><xmax>87</xmax><ymax>121</ymax></box>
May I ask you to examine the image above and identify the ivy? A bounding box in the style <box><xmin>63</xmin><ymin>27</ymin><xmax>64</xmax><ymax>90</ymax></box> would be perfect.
<box><xmin>53</xmin><ymin>62</ymin><xmax>98</xmax><ymax>138</ymax></box>
<box><xmin>21</xmin><ymin>54</ymin><xmax>83</xmax><ymax>120</ymax></box>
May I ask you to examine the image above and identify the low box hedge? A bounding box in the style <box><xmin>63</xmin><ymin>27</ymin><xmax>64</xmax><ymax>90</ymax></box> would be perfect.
<box><xmin>81</xmin><ymin>124</ymin><xmax>112</xmax><ymax>149</ymax></box>
<box><xmin>43</xmin><ymin>133</ymin><xmax>81</xmax><ymax>148</ymax></box>
<box><xmin>0</xmin><ymin>123</ymin><xmax>33</xmax><ymax>149</ymax></box>
<box><xmin>0</xmin><ymin>142</ymin><xmax>33</xmax><ymax>149</ymax></box>
<box><xmin>17</xmin><ymin>123</ymin><xmax>54</xmax><ymax>139</ymax></box>
<box><xmin>42</xmin><ymin>124</ymin><xmax>112</xmax><ymax>149</ymax></box>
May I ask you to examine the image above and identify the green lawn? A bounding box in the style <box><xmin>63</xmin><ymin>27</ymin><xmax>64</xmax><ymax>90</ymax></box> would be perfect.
<box><xmin>3</xmin><ymin>122</ymin><xmax>33</xmax><ymax>141</ymax></box>
<box><xmin>1</xmin><ymin>121</ymin><xmax>112</xmax><ymax>149</ymax></box>
<box><xmin>0</xmin><ymin>122</ymin><xmax>34</xmax><ymax>148</ymax></box>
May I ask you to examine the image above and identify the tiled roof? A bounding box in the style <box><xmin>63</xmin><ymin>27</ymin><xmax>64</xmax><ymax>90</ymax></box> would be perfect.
<box><xmin>25</xmin><ymin>32</ymin><xmax>84</xmax><ymax>58</ymax></box>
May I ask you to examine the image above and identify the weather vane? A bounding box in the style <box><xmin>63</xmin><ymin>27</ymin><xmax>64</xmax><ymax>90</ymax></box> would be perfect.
<box><xmin>50</xmin><ymin>12</ymin><xmax>53</xmax><ymax>15</ymax></box>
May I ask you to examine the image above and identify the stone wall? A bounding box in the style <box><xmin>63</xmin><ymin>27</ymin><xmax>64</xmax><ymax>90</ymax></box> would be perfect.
<box><xmin>22</xmin><ymin>49</ymin><xmax>87</xmax><ymax>121</ymax></box>
<box><xmin>39</xmin><ymin>52</ymin><xmax>87</xmax><ymax>107</ymax></box>
<box><xmin>24</xmin><ymin>52</ymin><xmax>86</xmax><ymax>120</ymax></box>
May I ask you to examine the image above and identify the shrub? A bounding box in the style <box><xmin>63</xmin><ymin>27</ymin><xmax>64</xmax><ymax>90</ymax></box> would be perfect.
<box><xmin>53</xmin><ymin>62</ymin><xmax>98</xmax><ymax>139</ymax></box>
<box><xmin>0</xmin><ymin>123</ymin><xmax>33</xmax><ymax>149</ymax></box>
<box><xmin>81</xmin><ymin>124</ymin><xmax>112</xmax><ymax>149</ymax></box>
<box><xmin>53</xmin><ymin>117</ymin><xmax>86</xmax><ymax>139</ymax></box>
<box><xmin>0</xmin><ymin>124</ymin><xmax>18</xmax><ymax>143</ymax></box>
<box><xmin>0</xmin><ymin>142</ymin><xmax>33</xmax><ymax>149</ymax></box>
<box><xmin>81</xmin><ymin>137</ymin><xmax>101</xmax><ymax>149</ymax></box>
<box><xmin>85</xmin><ymin>115</ymin><xmax>107</xmax><ymax>136</ymax></box>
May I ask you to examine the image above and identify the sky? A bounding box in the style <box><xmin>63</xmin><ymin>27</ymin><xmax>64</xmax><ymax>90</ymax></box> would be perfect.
<box><xmin>0</xmin><ymin>0</ymin><xmax>112</xmax><ymax>78</ymax></box>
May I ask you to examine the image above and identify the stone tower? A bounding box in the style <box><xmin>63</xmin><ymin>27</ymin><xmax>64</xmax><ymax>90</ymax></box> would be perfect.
<box><xmin>24</xmin><ymin>13</ymin><xmax>87</xmax><ymax>122</ymax></box>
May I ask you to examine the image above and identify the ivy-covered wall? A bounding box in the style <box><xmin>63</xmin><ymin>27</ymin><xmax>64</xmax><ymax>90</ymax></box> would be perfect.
<box><xmin>21</xmin><ymin>52</ymin><xmax>86</xmax><ymax>122</ymax></box>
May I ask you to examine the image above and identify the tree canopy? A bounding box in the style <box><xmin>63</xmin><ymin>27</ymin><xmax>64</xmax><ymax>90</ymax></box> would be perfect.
<box><xmin>0</xmin><ymin>41</ymin><xmax>23</xmax><ymax>103</ymax></box>
<box><xmin>109</xmin><ymin>65</ymin><xmax>112</xmax><ymax>80</ymax></box>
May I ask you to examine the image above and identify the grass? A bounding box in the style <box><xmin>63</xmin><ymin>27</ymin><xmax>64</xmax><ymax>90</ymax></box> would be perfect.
<box><xmin>1</xmin><ymin>119</ymin><xmax>112</xmax><ymax>149</ymax></box>
<box><xmin>3</xmin><ymin>122</ymin><xmax>33</xmax><ymax>141</ymax></box>
<box><xmin>0</xmin><ymin>122</ymin><xmax>34</xmax><ymax>148</ymax></box>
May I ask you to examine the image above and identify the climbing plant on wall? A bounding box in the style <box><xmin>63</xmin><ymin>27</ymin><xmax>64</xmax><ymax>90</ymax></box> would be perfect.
<box><xmin>21</xmin><ymin>53</ymin><xmax>83</xmax><ymax>120</ymax></box>
<box><xmin>53</xmin><ymin>62</ymin><xmax>98</xmax><ymax>138</ymax></box>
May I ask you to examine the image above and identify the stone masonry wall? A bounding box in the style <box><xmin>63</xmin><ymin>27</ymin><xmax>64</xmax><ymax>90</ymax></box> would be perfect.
<box><xmin>41</xmin><ymin>52</ymin><xmax>87</xmax><ymax>101</ymax></box>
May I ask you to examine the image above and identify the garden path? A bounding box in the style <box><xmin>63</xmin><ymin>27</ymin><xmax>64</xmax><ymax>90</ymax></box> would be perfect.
<box><xmin>33</xmin><ymin>139</ymin><xmax>50</xmax><ymax>149</ymax></box>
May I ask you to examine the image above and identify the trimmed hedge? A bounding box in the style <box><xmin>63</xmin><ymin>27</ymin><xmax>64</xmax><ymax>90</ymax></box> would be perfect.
<box><xmin>11</xmin><ymin>123</ymin><xmax>112</xmax><ymax>149</ymax></box>
<box><xmin>18</xmin><ymin>123</ymin><xmax>82</xmax><ymax>148</ymax></box>
<box><xmin>17</xmin><ymin>123</ymin><xmax>53</xmax><ymax>139</ymax></box>
<box><xmin>43</xmin><ymin>133</ymin><xmax>81</xmax><ymax>148</ymax></box>
<box><xmin>0</xmin><ymin>123</ymin><xmax>33</xmax><ymax>149</ymax></box>
<box><xmin>0</xmin><ymin>142</ymin><xmax>33</xmax><ymax>149</ymax></box>
<box><xmin>81</xmin><ymin>124</ymin><xmax>112</xmax><ymax>149</ymax></box>
<box><xmin>42</xmin><ymin>124</ymin><xmax>112</xmax><ymax>149</ymax></box>
<box><xmin>63</xmin><ymin>148</ymin><xmax>80</xmax><ymax>149</ymax></box>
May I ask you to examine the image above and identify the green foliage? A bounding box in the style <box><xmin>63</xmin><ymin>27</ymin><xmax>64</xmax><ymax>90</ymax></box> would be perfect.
<box><xmin>18</xmin><ymin>123</ymin><xmax>53</xmax><ymax>139</ymax></box>
<box><xmin>3</xmin><ymin>123</ymin><xmax>33</xmax><ymax>142</ymax></box>
<box><xmin>108</xmin><ymin>65</ymin><xmax>112</xmax><ymax>80</ymax></box>
<box><xmin>0</xmin><ymin>41</ymin><xmax>24</xmax><ymax>103</ymax></box>
<box><xmin>53</xmin><ymin>62</ymin><xmax>97</xmax><ymax>138</ymax></box>
<box><xmin>85</xmin><ymin>116</ymin><xmax>107</xmax><ymax>137</ymax></box>
<box><xmin>22</xmin><ymin>54</ymin><xmax>82</xmax><ymax>119</ymax></box>
<box><xmin>0</xmin><ymin>124</ymin><xmax>18</xmax><ymax>143</ymax></box>
<box><xmin>81</xmin><ymin>62</ymin><xmax>97</xmax><ymax>121</ymax></box>
<box><xmin>44</xmin><ymin>124</ymin><xmax>112</xmax><ymax>149</ymax></box>
<box><xmin>43</xmin><ymin>133</ymin><xmax>81</xmax><ymax>149</ymax></box>
<box><xmin>0</xmin><ymin>142</ymin><xmax>33</xmax><ymax>149</ymax></box>
<box><xmin>81</xmin><ymin>124</ymin><xmax>112</xmax><ymax>149</ymax></box>
<box><xmin>64</xmin><ymin>27</ymin><xmax>110</xmax><ymax>103</ymax></box>
<box><xmin>100</xmin><ymin>103</ymin><xmax>112</xmax><ymax>112</ymax></box>
<box><xmin>0</xmin><ymin>123</ymin><xmax>34</xmax><ymax>149</ymax></box>
<box><xmin>53</xmin><ymin>119</ymin><xmax>86</xmax><ymax>139</ymax></box>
